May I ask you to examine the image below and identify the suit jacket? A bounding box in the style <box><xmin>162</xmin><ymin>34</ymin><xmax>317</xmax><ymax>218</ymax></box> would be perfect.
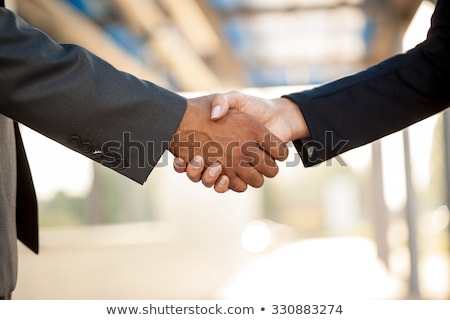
<box><xmin>0</xmin><ymin>8</ymin><xmax>186</xmax><ymax>296</ymax></box>
<box><xmin>285</xmin><ymin>0</ymin><xmax>450</xmax><ymax>166</ymax></box>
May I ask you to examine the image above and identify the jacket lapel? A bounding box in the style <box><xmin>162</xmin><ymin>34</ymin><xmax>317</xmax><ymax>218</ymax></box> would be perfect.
<box><xmin>14</xmin><ymin>123</ymin><xmax>39</xmax><ymax>254</ymax></box>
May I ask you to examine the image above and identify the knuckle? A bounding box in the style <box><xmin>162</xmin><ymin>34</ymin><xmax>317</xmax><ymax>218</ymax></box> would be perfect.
<box><xmin>229</xmin><ymin>90</ymin><xmax>240</xmax><ymax>96</ymax></box>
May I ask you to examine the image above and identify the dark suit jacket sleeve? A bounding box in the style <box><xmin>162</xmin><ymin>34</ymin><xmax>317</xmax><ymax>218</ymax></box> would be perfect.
<box><xmin>284</xmin><ymin>0</ymin><xmax>450</xmax><ymax>167</ymax></box>
<box><xmin>0</xmin><ymin>8</ymin><xmax>186</xmax><ymax>184</ymax></box>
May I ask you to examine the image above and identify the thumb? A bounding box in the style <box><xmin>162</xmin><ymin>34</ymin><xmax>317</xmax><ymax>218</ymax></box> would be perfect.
<box><xmin>210</xmin><ymin>93</ymin><xmax>230</xmax><ymax>120</ymax></box>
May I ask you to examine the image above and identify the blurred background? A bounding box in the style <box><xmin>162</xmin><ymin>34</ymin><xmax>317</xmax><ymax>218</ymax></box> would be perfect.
<box><xmin>7</xmin><ymin>0</ymin><xmax>450</xmax><ymax>299</ymax></box>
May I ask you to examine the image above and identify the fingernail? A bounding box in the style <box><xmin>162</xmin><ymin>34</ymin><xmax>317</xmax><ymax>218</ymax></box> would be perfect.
<box><xmin>191</xmin><ymin>155</ymin><xmax>202</xmax><ymax>168</ymax></box>
<box><xmin>208</xmin><ymin>162</ymin><xmax>221</xmax><ymax>176</ymax></box>
<box><xmin>173</xmin><ymin>158</ymin><xmax>185</xmax><ymax>169</ymax></box>
<box><xmin>218</xmin><ymin>176</ymin><xmax>227</xmax><ymax>188</ymax></box>
<box><xmin>211</xmin><ymin>105</ymin><xmax>221</xmax><ymax>119</ymax></box>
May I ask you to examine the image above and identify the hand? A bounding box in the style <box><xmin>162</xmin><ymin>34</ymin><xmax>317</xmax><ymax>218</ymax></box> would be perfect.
<box><xmin>173</xmin><ymin>91</ymin><xmax>309</xmax><ymax>191</ymax></box>
<box><xmin>210</xmin><ymin>91</ymin><xmax>310</xmax><ymax>142</ymax></box>
<box><xmin>173</xmin><ymin>156</ymin><xmax>230</xmax><ymax>193</ymax></box>
<box><xmin>168</xmin><ymin>95</ymin><xmax>289</xmax><ymax>193</ymax></box>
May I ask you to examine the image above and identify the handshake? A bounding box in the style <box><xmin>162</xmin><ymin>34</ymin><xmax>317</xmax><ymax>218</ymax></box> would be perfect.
<box><xmin>168</xmin><ymin>91</ymin><xmax>310</xmax><ymax>193</ymax></box>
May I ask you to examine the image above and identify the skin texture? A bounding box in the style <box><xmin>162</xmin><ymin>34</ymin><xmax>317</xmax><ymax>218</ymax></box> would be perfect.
<box><xmin>168</xmin><ymin>94</ymin><xmax>289</xmax><ymax>193</ymax></box>
<box><xmin>210</xmin><ymin>91</ymin><xmax>310</xmax><ymax>142</ymax></box>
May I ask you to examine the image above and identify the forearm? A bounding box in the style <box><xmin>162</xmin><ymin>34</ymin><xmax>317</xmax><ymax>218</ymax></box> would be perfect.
<box><xmin>284</xmin><ymin>0</ymin><xmax>450</xmax><ymax>166</ymax></box>
<box><xmin>0</xmin><ymin>8</ymin><xmax>187</xmax><ymax>183</ymax></box>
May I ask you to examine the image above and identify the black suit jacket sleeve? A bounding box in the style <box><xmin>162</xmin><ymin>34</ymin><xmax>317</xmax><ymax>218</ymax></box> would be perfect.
<box><xmin>284</xmin><ymin>0</ymin><xmax>450</xmax><ymax>167</ymax></box>
<box><xmin>0</xmin><ymin>8</ymin><xmax>187</xmax><ymax>184</ymax></box>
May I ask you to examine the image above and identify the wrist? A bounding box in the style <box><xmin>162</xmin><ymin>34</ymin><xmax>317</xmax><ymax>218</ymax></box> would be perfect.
<box><xmin>168</xmin><ymin>103</ymin><xmax>195</xmax><ymax>156</ymax></box>
<box><xmin>274</xmin><ymin>98</ymin><xmax>310</xmax><ymax>141</ymax></box>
